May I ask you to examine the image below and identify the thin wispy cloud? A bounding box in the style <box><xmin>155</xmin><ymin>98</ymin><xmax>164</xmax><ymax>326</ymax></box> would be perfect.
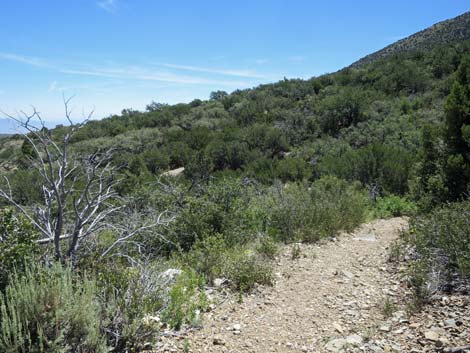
<box><xmin>253</xmin><ymin>59</ymin><xmax>269</xmax><ymax>65</ymax></box>
<box><xmin>63</xmin><ymin>66</ymin><xmax>251</xmax><ymax>86</ymax></box>
<box><xmin>97</xmin><ymin>0</ymin><xmax>118</xmax><ymax>14</ymax></box>
<box><xmin>0</xmin><ymin>52</ymin><xmax>255</xmax><ymax>87</ymax></box>
<box><xmin>156</xmin><ymin>62</ymin><xmax>267</xmax><ymax>79</ymax></box>
<box><xmin>0</xmin><ymin>52</ymin><xmax>54</xmax><ymax>69</ymax></box>
<box><xmin>288</xmin><ymin>55</ymin><xmax>306</xmax><ymax>62</ymax></box>
<box><xmin>48</xmin><ymin>81</ymin><xmax>58</xmax><ymax>92</ymax></box>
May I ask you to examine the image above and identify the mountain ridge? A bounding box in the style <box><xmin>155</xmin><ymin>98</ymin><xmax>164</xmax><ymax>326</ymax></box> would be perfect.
<box><xmin>351</xmin><ymin>12</ymin><xmax>470</xmax><ymax>68</ymax></box>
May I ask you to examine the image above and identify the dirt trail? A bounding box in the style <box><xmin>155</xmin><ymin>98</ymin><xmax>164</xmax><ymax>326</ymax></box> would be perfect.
<box><xmin>184</xmin><ymin>217</ymin><xmax>409</xmax><ymax>353</ymax></box>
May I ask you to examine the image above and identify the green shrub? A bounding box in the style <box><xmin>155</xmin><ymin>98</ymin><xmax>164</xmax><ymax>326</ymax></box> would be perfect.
<box><xmin>291</xmin><ymin>243</ymin><xmax>302</xmax><ymax>260</ymax></box>
<box><xmin>161</xmin><ymin>269</ymin><xmax>207</xmax><ymax>330</ymax></box>
<box><xmin>256</xmin><ymin>235</ymin><xmax>279</xmax><ymax>259</ymax></box>
<box><xmin>0</xmin><ymin>264</ymin><xmax>108</xmax><ymax>353</ymax></box>
<box><xmin>319</xmin><ymin>143</ymin><xmax>415</xmax><ymax>195</ymax></box>
<box><xmin>96</xmin><ymin>262</ymin><xmax>171</xmax><ymax>351</ymax></box>
<box><xmin>180</xmin><ymin>235</ymin><xmax>275</xmax><ymax>292</ymax></box>
<box><xmin>307</xmin><ymin>176</ymin><xmax>369</xmax><ymax>241</ymax></box>
<box><xmin>0</xmin><ymin>209</ymin><xmax>39</xmax><ymax>291</ymax></box>
<box><xmin>181</xmin><ymin>235</ymin><xmax>226</xmax><ymax>283</ymax></box>
<box><xmin>275</xmin><ymin>157</ymin><xmax>312</xmax><ymax>182</ymax></box>
<box><xmin>265</xmin><ymin>177</ymin><xmax>368</xmax><ymax>243</ymax></box>
<box><xmin>164</xmin><ymin>178</ymin><xmax>259</xmax><ymax>252</ymax></box>
<box><xmin>265</xmin><ymin>181</ymin><xmax>317</xmax><ymax>242</ymax></box>
<box><xmin>373</xmin><ymin>195</ymin><xmax>417</xmax><ymax>218</ymax></box>
<box><xmin>224</xmin><ymin>249</ymin><xmax>274</xmax><ymax>292</ymax></box>
<box><xmin>410</xmin><ymin>200</ymin><xmax>470</xmax><ymax>275</ymax></box>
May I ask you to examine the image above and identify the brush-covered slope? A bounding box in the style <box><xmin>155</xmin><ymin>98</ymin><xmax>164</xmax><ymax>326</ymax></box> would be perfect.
<box><xmin>352</xmin><ymin>12</ymin><xmax>470</xmax><ymax>67</ymax></box>
<box><xmin>2</xmin><ymin>12</ymin><xmax>470</xmax><ymax>200</ymax></box>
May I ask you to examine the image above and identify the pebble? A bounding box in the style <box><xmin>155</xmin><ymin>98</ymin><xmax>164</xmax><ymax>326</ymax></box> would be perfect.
<box><xmin>346</xmin><ymin>334</ymin><xmax>363</xmax><ymax>346</ymax></box>
<box><xmin>424</xmin><ymin>330</ymin><xmax>440</xmax><ymax>341</ymax></box>
<box><xmin>213</xmin><ymin>336</ymin><xmax>225</xmax><ymax>345</ymax></box>
<box><xmin>379</xmin><ymin>325</ymin><xmax>391</xmax><ymax>332</ymax></box>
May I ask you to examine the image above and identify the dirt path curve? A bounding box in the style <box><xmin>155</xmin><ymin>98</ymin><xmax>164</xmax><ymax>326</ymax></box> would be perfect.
<box><xmin>185</xmin><ymin>217</ymin><xmax>408</xmax><ymax>353</ymax></box>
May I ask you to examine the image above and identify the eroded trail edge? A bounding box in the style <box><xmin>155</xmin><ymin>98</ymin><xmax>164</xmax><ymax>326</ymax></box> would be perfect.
<box><xmin>178</xmin><ymin>217</ymin><xmax>409</xmax><ymax>353</ymax></box>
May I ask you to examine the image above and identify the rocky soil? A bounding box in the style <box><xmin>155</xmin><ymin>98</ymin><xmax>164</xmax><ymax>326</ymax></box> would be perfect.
<box><xmin>154</xmin><ymin>218</ymin><xmax>469</xmax><ymax>353</ymax></box>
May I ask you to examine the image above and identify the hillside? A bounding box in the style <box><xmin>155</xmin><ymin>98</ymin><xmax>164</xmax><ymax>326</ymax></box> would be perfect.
<box><xmin>352</xmin><ymin>12</ymin><xmax>470</xmax><ymax>67</ymax></box>
<box><xmin>1</xmin><ymin>13</ymin><xmax>469</xmax><ymax>204</ymax></box>
<box><xmin>1</xmin><ymin>12</ymin><xmax>470</xmax><ymax>353</ymax></box>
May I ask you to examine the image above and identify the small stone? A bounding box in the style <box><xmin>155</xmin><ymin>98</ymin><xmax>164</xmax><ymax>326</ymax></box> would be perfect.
<box><xmin>232</xmin><ymin>323</ymin><xmax>242</xmax><ymax>331</ymax></box>
<box><xmin>444</xmin><ymin>319</ymin><xmax>457</xmax><ymax>328</ymax></box>
<box><xmin>379</xmin><ymin>325</ymin><xmax>391</xmax><ymax>332</ymax></box>
<box><xmin>346</xmin><ymin>334</ymin><xmax>363</xmax><ymax>346</ymax></box>
<box><xmin>333</xmin><ymin>322</ymin><xmax>344</xmax><ymax>334</ymax></box>
<box><xmin>213</xmin><ymin>278</ymin><xmax>227</xmax><ymax>287</ymax></box>
<box><xmin>213</xmin><ymin>336</ymin><xmax>225</xmax><ymax>345</ymax></box>
<box><xmin>355</xmin><ymin>233</ymin><xmax>377</xmax><ymax>242</ymax></box>
<box><xmin>424</xmin><ymin>330</ymin><xmax>439</xmax><ymax>341</ymax></box>
<box><xmin>438</xmin><ymin>336</ymin><xmax>451</xmax><ymax>346</ymax></box>
<box><xmin>325</xmin><ymin>338</ymin><xmax>347</xmax><ymax>352</ymax></box>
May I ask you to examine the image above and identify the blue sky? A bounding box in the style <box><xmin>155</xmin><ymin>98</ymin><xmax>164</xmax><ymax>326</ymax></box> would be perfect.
<box><xmin>0</xmin><ymin>0</ymin><xmax>468</xmax><ymax>129</ymax></box>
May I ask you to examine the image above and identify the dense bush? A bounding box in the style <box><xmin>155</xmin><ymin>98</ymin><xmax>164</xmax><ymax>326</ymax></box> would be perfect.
<box><xmin>223</xmin><ymin>248</ymin><xmax>274</xmax><ymax>291</ymax></box>
<box><xmin>0</xmin><ymin>209</ymin><xmax>39</xmax><ymax>291</ymax></box>
<box><xmin>410</xmin><ymin>200</ymin><xmax>470</xmax><ymax>275</ymax></box>
<box><xmin>307</xmin><ymin>176</ymin><xmax>369</xmax><ymax>240</ymax></box>
<box><xmin>266</xmin><ymin>176</ymin><xmax>368</xmax><ymax>243</ymax></box>
<box><xmin>161</xmin><ymin>269</ymin><xmax>207</xmax><ymax>330</ymax></box>
<box><xmin>178</xmin><ymin>235</ymin><xmax>274</xmax><ymax>292</ymax></box>
<box><xmin>413</xmin><ymin>56</ymin><xmax>470</xmax><ymax>208</ymax></box>
<box><xmin>0</xmin><ymin>264</ymin><xmax>108</xmax><ymax>353</ymax></box>
<box><xmin>373</xmin><ymin>195</ymin><xmax>417</xmax><ymax>218</ymax></box>
<box><xmin>319</xmin><ymin>143</ymin><xmax>414</xmax><ymax>194</ymax></box>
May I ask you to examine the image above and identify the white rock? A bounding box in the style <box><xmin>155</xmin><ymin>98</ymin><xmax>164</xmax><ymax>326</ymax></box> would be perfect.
<box><xmin>160</xmin><ymin>268</ymin><xmax>182</xmax><ymax>281</ymax></box>
<box><xmin>325</xmin><ymin>338</ymin><xmax>347</xmax><ymax>352</ymax></box>
<box><xmin>333</xmin><ymin>322</ymin><xmax>344</xmax><ymax>334</ymax></box>
<box><xmin>213</xmin><ymin>278</ymin><xmax>227</xmax><ymax>287</ymax></box>
<box><xmin>346</xmin><ymin>334</ymin><xmax>363</xmax><ymax>346</ymax></box>
<box><xmin>424</xmin><ymin>330</ymin><xmax>439</xmax><ymax>341</ymax></box>
<box><xmin>161</xmin><ymin>167</ymin><xmax>185</xmax><ymax>177</ymax></box>
<box><xmin>355</xmin><ymin>233</ymin><xmax>377</xmax><ymax>242</ymax></box>
<box><xmin>379</xmin><ymin>325</ymin><xmax>391</xmax><ymax>332</ymax></box>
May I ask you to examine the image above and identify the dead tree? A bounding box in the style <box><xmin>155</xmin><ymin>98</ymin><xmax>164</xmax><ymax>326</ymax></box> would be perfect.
<box><xmin>0</xmin><ymin>99</ymin><xmax>123</xmax><ymax>263</ymax></box>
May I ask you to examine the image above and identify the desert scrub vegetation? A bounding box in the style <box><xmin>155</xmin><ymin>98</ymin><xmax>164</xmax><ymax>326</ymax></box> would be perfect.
<box><xmin>410</xmin><ymin>200</ymin><xmax>470</xmax><ymax>276</ymax></box>
<box><xmin>0</xmin><ymin>262</ymin><xmax>208</xmax><ymax>352</ymax></box>
<box><xmin>266</xmin><ymin>176</ymin><xmax>368</xmax><ymax>243</ymax></box>
<box><xmin>372</xmin><ymin>195</ymin><xmax>417</xmax><ymax>218</ymax></box>
<box><xmin>403</xmin><ymin>56</ymin><xmax>470</xmax><ymax>304</ymax></box>
<box><xmin>0</xmin><ymin>264</ymin><xmax>108</xmax><ymax>353</ymax></box>
<box><xmin>1</xmin><ymin>17</ymin><xmax>470</xmax><ymax>352</ymax></box>
<box><xmin>400</xmin><ymin>200</ymin><xmax>470</xmax><ymax>309</ymax></box>
<box><xmin>0</xmin><ymin>208</ymin><xmax>39</xmax><ymax>291</ymax></box>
